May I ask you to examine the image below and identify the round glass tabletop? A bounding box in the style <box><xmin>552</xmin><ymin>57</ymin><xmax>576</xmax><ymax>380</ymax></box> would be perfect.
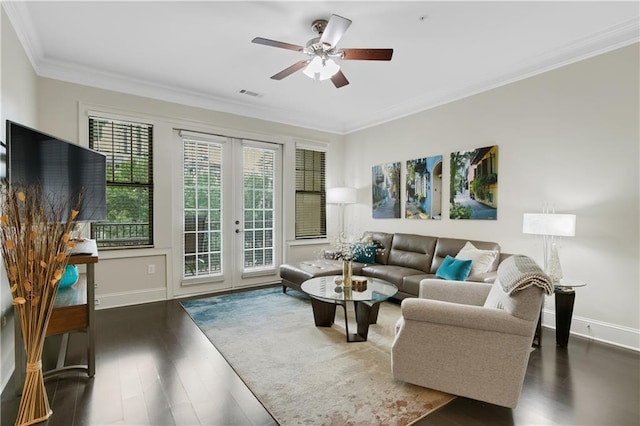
<box><xmin>555</xmin><ymin>278</ymin><xmax>587</xmax><ymax>292</ymax></box>
<box><xmin>301</xmin><ymin>275</ymin><xmax>398</xmax><ymax>303</ymax></box>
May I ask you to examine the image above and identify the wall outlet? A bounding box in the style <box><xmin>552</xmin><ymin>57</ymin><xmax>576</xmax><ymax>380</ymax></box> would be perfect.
<box><xmin>147</xmin><ymin>264</ymin><xmax>156</xmax><ymax>274</ymax></box>
<box><xmin>95</xmin><ymin>298</ymin><xmax>101</xmax><ymax>306</ymax></box>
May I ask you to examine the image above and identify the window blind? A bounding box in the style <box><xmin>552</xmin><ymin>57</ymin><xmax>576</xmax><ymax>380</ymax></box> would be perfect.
<box><xmin>295</xmin><ymin>148</ymin><xmax>326</xmax><ymax>239</ymax></box>
<box><xmin>182</xmin><ymin>137</ymin><xmax>223</xmax><ymax>278</ymax></box>
<box><xmin>243</xmin><ymin>146</ymin><xmax>276</xmax><ymax>269</ymax></box>
<box><xmin>89</xmin><ymin>116</ymin><xmax>154</xmax><ymax>248</ymax></box>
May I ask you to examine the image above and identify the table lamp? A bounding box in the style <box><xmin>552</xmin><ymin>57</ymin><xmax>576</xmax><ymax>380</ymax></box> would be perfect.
<box><xmin>523</xmin><ymin>212</ymin><xmax>576</xmax><ymax>283</ymax></box>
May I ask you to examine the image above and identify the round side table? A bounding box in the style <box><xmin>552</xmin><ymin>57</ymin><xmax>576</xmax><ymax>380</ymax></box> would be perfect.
<box><xmin>554</xmin><ymin>279</ymin><xmax>587</xmax><ymax>347</ymax></box>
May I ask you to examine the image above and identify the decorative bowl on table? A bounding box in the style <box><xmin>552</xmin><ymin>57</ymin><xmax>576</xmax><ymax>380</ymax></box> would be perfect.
<box><xmin>59</xmin><ymin>264</ymin><xmax>80</xmax><ymax>289</ymax></box>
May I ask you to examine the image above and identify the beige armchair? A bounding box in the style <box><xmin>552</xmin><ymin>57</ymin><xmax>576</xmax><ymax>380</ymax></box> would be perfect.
<box><xmin>391</xmin><ymin>256</ymin><xmax>548</xmax><ymax>408</ymax></box>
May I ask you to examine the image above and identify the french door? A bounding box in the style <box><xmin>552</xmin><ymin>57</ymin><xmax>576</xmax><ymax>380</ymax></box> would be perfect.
<box><xmin>180</xmin><ymin>131</ymin><xmax>281</xmax><ymax>290</ymax></box>
<box><xmin>235</xmin><ymin>141</ymin><xmax>281</xmax><ymax>284</ymax></box>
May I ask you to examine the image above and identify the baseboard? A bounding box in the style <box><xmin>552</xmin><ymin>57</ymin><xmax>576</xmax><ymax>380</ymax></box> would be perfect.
<box><xmin>95</xmin><ymin>287</ymin><xmax>167</xmax><ymax>310</ymax></box>
<box><xmin>542</xmin><ymin>308</ymin><xmax>640</xmax><ymax>352</ymax></box>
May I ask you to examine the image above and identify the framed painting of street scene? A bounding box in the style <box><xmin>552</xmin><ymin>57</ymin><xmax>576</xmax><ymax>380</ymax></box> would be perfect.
<box><xmin>372</xmin><ymin>162</ymin><xmax>401</xmax><ymax>218</ymax></box>
<box><xmin>406</xmin><ymin>155</ymin><xmax>443</xmax><ymax>220</ymax></box>
<box><xmin>450</xmin><ymin>145</ymin><xmax>498</xmax><ymax>220</ymax></box>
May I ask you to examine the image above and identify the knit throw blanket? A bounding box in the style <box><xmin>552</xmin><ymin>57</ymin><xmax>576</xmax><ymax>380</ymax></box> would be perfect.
<box><xmin>498</xmin><ymin>255</ymin><xmax>554</xmax><ymax>296</ymax></box>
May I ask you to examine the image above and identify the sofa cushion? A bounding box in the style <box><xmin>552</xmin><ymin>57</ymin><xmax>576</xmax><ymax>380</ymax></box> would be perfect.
<box><xmin>431</xmin><ymin>237</ymin><xmax>500</xmax><ymax>273</ymax></box>
<box><xmin>435</xmin><ymin>255</ymin><xmax>473</xmax><ymax>281</ymax></box>
<box><xmin>363</xmin><ymin>231</ymin><xmax>394</xmax><ymax>265</ymax></box>
<box><xmin>387</xmin><ymin>233</ymin><xmax>437</xmax><ymax>273</ymax></box>
<box><xmin>402</xmin><ymin>274</ymin><xmax>436</xmax><ymax>296</ymax></box>
<box><xmin>455</xmin><ymin>241</ymin><xmax>499</xmax><ymax>276</ymax></box>
<box><xmin>361</xmin><ymin>264</ymin><xmax>424</xmax><ymax>289</ymax></box>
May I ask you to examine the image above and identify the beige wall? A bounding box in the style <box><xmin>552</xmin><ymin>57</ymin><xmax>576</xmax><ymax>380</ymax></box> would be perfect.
<box><xmin>0</xmin><ymin>6</ymin><xmax>40</xmax><ymax>390</ymax></box>
<box><xmin>35</xmin><ymin>78</ymin><xmax>344</xmax><ymax>303</ymax></box>
<box><xmin>344</xmin><ymin>44</ymin><xmax>640</xmax><ymax>349</ymax></box>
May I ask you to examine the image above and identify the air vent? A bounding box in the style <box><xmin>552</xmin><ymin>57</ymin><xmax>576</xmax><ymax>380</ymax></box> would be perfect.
<box><xmin>239</xmin><ymin>89</ymin><xmax>262</xmax><ymax>98</ymax></box>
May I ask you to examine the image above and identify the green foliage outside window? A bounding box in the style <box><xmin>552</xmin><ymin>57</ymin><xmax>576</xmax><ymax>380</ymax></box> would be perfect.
<box><xmin>89</xmin><ymin>117</ymin><xmax>153</xmax><ymax>247</ymax></box>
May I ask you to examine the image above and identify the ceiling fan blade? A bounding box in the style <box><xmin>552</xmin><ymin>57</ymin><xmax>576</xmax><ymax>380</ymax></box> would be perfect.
<box><xmin>270</xmin><ymin>60</ymin><xmax>309</xmax><ymax>80</ymax></box>
<box><xmin>331</xmin><ymin>70</ymin><xmax>349</xmax><ymax>88</ymax></box>
<box><xmin>252</xmin><ymin>37</ymin><xmax>303</xmax><ymax>52</ymax></box>
<box><xmin>340</xmin><ymin>48</ymin><xmax>394</xmax><ymax>61</ymax></box>
<box><xmin>319</xmin><ymin>14</ymin><xmax>352</xmax><ymax>48</ymax></box>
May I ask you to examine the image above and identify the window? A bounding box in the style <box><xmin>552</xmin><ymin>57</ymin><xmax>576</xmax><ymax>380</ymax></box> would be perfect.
<box><xmin>243</xmin><ymin>144</ymin><xmax>276</xmax><ymax>269</ymax></box>
<box><xmin>295</xmin><ymin>148</ymin><xmax>326</xmax><ymax>239</ymax></box>
<box><xmin>182</xmin><ymin>136</ymin><xmax>223</xmax><ymax>278</ymax></box>
<box><xmin>89</xmin><ymin>116</ymin><xmax>153</xmax><ymax>248</ymax></box>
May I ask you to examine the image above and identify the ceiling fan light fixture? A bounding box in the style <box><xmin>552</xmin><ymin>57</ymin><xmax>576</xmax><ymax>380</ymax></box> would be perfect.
<box><xmin>303</xmin><ymin>56</ymin><xmax>340</xmax><ymax>81</ymax></box>
<box><xmin>253</xmin><ymin>14</ymin><xmax>392</xmax><ymax>88</ymax></box>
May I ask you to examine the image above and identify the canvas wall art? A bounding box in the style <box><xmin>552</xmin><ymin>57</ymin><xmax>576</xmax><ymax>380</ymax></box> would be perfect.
<box><xmin>450</xmin><ymin>145</ymin><xmax>498</xmax><ymax>220</ymax></box>
<box><xmin>372</xmin><ymin>162</ymin><xmax>401</xmax><ymax>218</ymax></box>
<box><xmin>406</xmin><ymin>155</ymin><xmax>443</xmax><ymax>220</ymax></box>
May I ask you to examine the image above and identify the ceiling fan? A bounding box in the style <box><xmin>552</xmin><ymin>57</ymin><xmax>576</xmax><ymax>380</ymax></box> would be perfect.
<box><xmin>252</xmin><ymin>14</ymin><xmax>393</xmax><ymax>88</ymax></box>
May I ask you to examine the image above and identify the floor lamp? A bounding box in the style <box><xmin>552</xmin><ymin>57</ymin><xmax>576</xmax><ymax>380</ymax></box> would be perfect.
<box><xmin>522</xmin><ymin>212</ymin><xmax>576</xmax><ymax>283</ymax></box>
<box><xmin>327</xmin><ymin>187</ymin><xmax>357</xmax><ymax>238</ymax></box>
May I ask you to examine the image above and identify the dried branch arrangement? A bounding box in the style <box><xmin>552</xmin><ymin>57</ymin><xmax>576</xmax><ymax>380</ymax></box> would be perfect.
<box><xmin>0</xmin><ymin>184</ymin><xmax>79</xmax><ymax>426</ymax></box>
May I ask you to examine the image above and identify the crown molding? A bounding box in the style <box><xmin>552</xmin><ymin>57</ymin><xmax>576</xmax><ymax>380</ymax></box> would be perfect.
<box><xmin>4</xmin><ymin>2</ymin><xmax>638</xmax><ymax>135</ymax></box>
<box><xmin>36</xmin><ymin>58</ymin><xmax>344</xmax><ymax>134</ymax></box>
<box><xmin>344</xmin><ymin>17</ymin><xmax>640</xmax><ymax>133</ymax></box>
<box><xmin>2</xmin><ymin>1</ymin><xmax>44</xmax><ymax>71</ymax></box>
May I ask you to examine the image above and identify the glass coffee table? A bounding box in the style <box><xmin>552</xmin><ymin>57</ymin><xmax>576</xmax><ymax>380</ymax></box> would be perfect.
<box><xmin>301</xmin><ymin>275</ymin><xmax>398</xmax><ymax>343</ymax></box>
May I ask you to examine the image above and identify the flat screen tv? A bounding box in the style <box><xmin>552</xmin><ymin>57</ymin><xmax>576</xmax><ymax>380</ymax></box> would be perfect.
<box><xmin>6</xmin><ymin>120</ymin><xmax>106</xmax><ymax>222</ymax></box>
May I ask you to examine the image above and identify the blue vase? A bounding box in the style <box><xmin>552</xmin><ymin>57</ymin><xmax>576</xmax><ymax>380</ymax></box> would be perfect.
<box><xmin>59</xmin><ymin>265</ymin><xmax>79</xmax><ymax>288</ymax></box>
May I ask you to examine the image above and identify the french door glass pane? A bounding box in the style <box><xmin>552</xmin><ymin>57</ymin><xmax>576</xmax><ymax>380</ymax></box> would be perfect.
<box><xmin>183</xmin><ymin>139</ymin><xmax>223</xmax><ymax>278</ymax></box>
<box><xmin>243</xmin><ymin>146</ymin><xmax>275</xmax><ymax>271</ymax></box>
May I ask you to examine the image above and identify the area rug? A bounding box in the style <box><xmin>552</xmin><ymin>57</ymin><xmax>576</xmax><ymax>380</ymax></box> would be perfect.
<box><xmin>181</xmin><ymin>287</ymin><xmax>454</xmax><ymax>425</ymax></box>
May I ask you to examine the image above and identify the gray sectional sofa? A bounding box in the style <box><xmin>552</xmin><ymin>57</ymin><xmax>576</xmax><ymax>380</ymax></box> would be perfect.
<box><xmin>280</xmin><ymin>231</ymin><xmax>509</xmax><ymax>300</ymax></box>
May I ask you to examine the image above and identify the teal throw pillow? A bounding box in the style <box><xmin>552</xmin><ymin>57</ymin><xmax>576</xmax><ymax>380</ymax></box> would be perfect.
<box><xmin>436</xmin><ymin>255</ymin><xmax>473</xmax><ymax>281</ymax></box>
<box><xmin>353</xmin><ymin>244</ymin><xmax>377</xmax><ymax>264</ymax></box>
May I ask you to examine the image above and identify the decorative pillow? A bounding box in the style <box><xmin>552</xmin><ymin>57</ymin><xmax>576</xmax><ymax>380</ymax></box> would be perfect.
<box><xmin>455</xmin><ymin>241</ymin><xmax>499</xmax><ymax>276</ymax></box>
<box><xmin>359</xmin><ymin>234</ymin><xmax>374</xmax><ymax>245</ymax></box>
<box><xmin>353</xmin><ymin>244</ymin><xmax>377</xmax><ymax>264</ymax></box>
<box><xmin>436</xmin><ymin>255</ymin><xmax>473</xmax><ymax>281</ymax></box>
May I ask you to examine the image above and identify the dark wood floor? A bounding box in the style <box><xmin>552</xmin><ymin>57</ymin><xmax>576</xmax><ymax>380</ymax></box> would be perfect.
<box><xmin>2</xmin><ymin>289</ymin><xmax>639</xmax><ymax>425</ymax></box>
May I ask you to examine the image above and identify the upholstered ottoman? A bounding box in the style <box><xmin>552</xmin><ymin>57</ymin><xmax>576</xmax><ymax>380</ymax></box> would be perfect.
<box><xmin>279</xmin><ymin>259</ymin><xmax>364</xmax><ymax>293</ymax></box>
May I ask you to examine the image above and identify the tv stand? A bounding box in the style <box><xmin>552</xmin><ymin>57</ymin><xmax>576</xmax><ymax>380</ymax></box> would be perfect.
<box><xmin>14</xmin><ymin>250</ymin><xmax>98</xmax><ymax>393</ymax></box>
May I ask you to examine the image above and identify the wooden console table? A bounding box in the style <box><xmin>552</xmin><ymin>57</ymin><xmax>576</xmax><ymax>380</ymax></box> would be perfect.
<box><xmin>14</xmin><ymin>251</ymin><xmax>98</xmax><ymax>393</ymax></box>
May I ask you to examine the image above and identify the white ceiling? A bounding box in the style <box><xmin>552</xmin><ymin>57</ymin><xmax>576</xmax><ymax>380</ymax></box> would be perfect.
<box><xmin>4</xmin><ymin>1</ymin><xmax>639</xmax><ymax>134</ymax></box>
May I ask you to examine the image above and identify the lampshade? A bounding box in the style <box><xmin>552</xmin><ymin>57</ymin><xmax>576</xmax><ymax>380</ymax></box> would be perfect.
<box><xmin>522</xmin><ymin>213</ymin><xmax>576</xmax><ymax>237</ymax></box>
<box><xmin>303</xmin><ymin>57</ymin><xmax>340</xmax><ymax>81</ymax></box>
<box><xmin>327</xmin><ymin>187</ymin><xmax>357</xmax><ymax>204</ymax></box>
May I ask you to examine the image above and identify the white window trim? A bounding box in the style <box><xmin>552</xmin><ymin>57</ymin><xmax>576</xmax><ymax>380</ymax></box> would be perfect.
<box><xmin>294</xmin><ymin>140</ymin><xmax>329</xmax><ymax>152</ymax></box>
